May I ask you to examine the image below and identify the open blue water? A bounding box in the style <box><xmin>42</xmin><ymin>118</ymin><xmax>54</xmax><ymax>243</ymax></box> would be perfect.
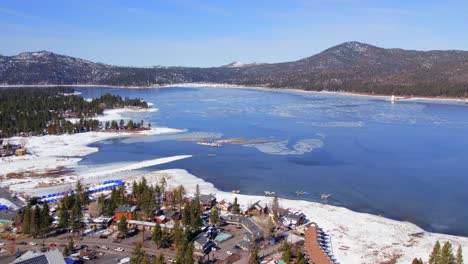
<box><xmin>76</xmin><ymin>86</ymin><xmax>468</xmax><ymax>236</ymax></box>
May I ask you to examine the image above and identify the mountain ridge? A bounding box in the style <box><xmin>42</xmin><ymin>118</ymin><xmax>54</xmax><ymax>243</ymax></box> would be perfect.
<box><xmin>1</xmin><ymin>41</ymin><xmax>468</xmax><ymax>97</ymax></box>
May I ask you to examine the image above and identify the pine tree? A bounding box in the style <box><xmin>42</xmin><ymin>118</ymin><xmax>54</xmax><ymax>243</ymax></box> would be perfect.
<box><xmin>40</xmin><ymin>202</ymin><xmax>51</xmax><ymax>236</ymax></box>
<box><xmin>58</xmin><ymin>204</ymin><xmax>70</xmax><ymax>228</ymax></box>
<box><xmin>456</xmin><ymin>245</ymin><xmax>463</xmax><ymax>264</ymax></box>
<box><xmin>441</xmin><ymin>241</ymin><xmax>455</xmax><ymax>264</ymax></box>
<box><xmin>233</xmin><ymin>197</ymin><xmax>240</xmax><ymax>214</ymax></box>
<box><xmin>190</xmin><ymin>198</ymin><xmax>202</xmax><ymax>230</ymax></box>
<box><xmin>430</xmin><ymin>241</ymin><xmax>442</xmax><ymax>264</ymax></box>
<box><xmin>210</xmin><ymin>206</ymin><xmax>220</xmax><ymax>225</ymax></box>
<box><xmin>70</xmin><ymin>199</ymin><xmax>82</xmax><ymax>230</ymax></box>
<box><xmin>130</xmin><ymin>243</ymin><xmax>145</xmax><ymax>264</ymax></box>
<box><xmin>22</xmin><ymin>207</ymin><xmax>31</xmax><ymax>234</ymax></box>
<box><xmin>172</xmin><ymin>220</ymin><xmax>184</xmax><ymax>249</ymax></box>
<box><xmin>152</xmin><ymin>222</ymin><xmax>163</xmax><ymax>248</ymax></box>
<box><xmin>412</xmin><ymin>258</ymin><xmax>423</xmax><ymax>264</ymax></box>
<box><xmin>272</xmin><ymin>196</ymin><xmax>279</xmax><ymax>222</ymax></box>
<box><xmin>182</xmin><ymin>202</ymin><xmax>191</xmax><ymax>226</ymax></box>
<box><xmin>66</xmin><ymin>237</ymin><xmax>74</xmax><ymax>255</ymax></box>
<box><xmin>152</xmin><ymin>254</ymin><xmax>164</xmax><ymax>264</ymax></box>
<box><xmin>31</xmin><ymin>205</ymin><xmax>41</xmax><ymax>237</ymax></box>
<box><xmin>118</xmin><ymin>217</ymin><xmax>128</xmax><ymax>238</ymax></box>
<box><xmin>184</xmin><ymin>242</ymin><xmax>194</xmax><ymax>264</ymax></box>
<box><xmin>296</xmin><ymin>253</ymin><xmax>306</xmax><ymax>264</ymax></box>
<box><xmin>282</xmin><ymin>241</ymin><xmax>292</xmax><ymax>263</ymax></box>
<box><xmin>248</xmin><ymin>245</ymin><xmax>260</xmax><ymax>264</ymax></box>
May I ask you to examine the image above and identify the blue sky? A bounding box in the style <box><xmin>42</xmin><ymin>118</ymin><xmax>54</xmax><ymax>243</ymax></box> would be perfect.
<box><xmin>1</xmin><ymin>0</ymin><xmax>467</xmax><ymax>67</ymax></box>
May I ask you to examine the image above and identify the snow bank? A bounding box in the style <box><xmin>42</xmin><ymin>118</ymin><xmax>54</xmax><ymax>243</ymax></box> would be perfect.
<box><xmin>0</xmin><ymin>128</ymin><xmax>184</xmax><ymax>176</ymax></box>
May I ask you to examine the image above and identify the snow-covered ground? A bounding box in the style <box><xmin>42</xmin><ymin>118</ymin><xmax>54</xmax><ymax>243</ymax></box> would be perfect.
<box><xmin>0</xmin><ymin>127</ymin><xmax>183</xmax><ymax>176</ymax></box>
<box><xmin>65</xmin><ymin>107</ymin><xmax>158</xmax><ymax>123</ymax></box>
<box><xmin>126</xmin><ymin>169</ymin><xmax>468</xmax><ymax>264</ymax></box>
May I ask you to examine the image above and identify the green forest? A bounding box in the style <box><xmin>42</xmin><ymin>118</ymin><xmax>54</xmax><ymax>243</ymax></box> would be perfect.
<box><xmin>0</xmin><ymin>87</ymin><xmax>148</xmax><ymax>138</ymax></box>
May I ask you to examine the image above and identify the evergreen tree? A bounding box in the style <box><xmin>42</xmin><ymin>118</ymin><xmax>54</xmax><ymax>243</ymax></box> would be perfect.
<box><xmin>411</xmin><ymin>258</ymin><xmax>423</xmax><ymax>264</ymax></box>
<box><xmin>118</xmin><ymin>217</ymin><xmax>128</xmax><ymax>238</ymax></box>
<box><xmin>456</xmin><ymin>245</ymin><xmax>464</xmax><ymax>264</ymax></box>
<box><xmin>296</xmin><ymin>253</ymin><xmax>306</xmax><ymax>264</ymax></box>
<box><xmin>40</xmin><ymin>202</ymin><xmax>51</xmax><ymax>236</ymax></box>
<box><xmin>272</xmin><ymin>196</ymin><xmax>279</xmax><ymax>222</ymax></box>
<box><xmin>210</xmin><ymin>206</ymin><xmax>220</xmax><ymax>225</ymax></box>
<box><xmin>182</xmin><ymin>202</ymin><xmax>191</xmax><ymax>226</ymax></box>
<box><xmin>152</xmin><ymin>254</ymin><xmax>164</xmax><ymax>264</ymax></box>
<box><xmin>152</xmin><ymin>222</ymin><xmax>163</xmax><ymax>248</ymax></box>
<box><xmin>441</xmin><ymin>241</ymin><xmax>455</xmax><ymax>264</ymax></box>
<box><xmin>31</xmin><ymin>205</ymin><xmax>41</xmax><ymax>237</ymax></box>
<box><xmin>190</xmin><ymin>199</ymin><xmax>202</xmax><ymax>230</ymax></box>
<box><xmin>130</xmin><ymin>243</ymin><xmax>145</xmax><ymax>264</ymax></box>
<box><xmin>22</xmin><ymin>207</ymin><xmax>31</xmax><ymax>234</ymax></box>
<box><xmin>58</xmin><ymin>204</ymin><xmax>70</xmax><ymax>228</ymax></box>
<box><xmin>184</xmin><ymin>242</ymin><xmax>194</xmax><ymax>263</ymax></box>
<box><xmin>282</xmin><ymin>241</ymin><xmax>292</xmax><ymax>263</ymax></box>
<box><xmin>248</xmin><ymin>245</ymin><xmax>260</xmax><ymax>264</ymax></box>
<box><xmin>66</xmin><ymin>237</ymin><xmax>74</xmax><ymax>255</ymax></box>
<box><xmin>233</xmin><ymin>197</ymin><xmax>240</xmax><ymax>214</ymax></box>
<box><xmin>160</xmin><ymin>228</ymin><xmax>171</xmax><ymax>248</ymax></box>
<box><xmin>70</xmin><ymin>199</ymin><xmax>82</xmax><ymax>230</ymax></box>
<box><xmin>142</xmin><ymin>254</ymin><xmax>150</xmax><ymax>264</ymax></box>
<box><xmin>172</xmin><ymin>220</ymin><xmax>184</xmax><ymax>249</ymax></box>
<box><xmin>430</xmin><ymin>241</ymin><xmax>442</xmax><ymax>264</ymax></box>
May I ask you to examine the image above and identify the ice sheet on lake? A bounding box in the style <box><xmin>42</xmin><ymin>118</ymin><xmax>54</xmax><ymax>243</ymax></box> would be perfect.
<box><xmin>244</xmin><ymin>138</ymin><xmax>324</xmax><ymax>155</ymax></box>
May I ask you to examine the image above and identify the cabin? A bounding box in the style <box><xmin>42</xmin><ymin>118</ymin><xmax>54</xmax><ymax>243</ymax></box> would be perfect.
<box><xmin>113</xmin><ymin>205</ymin><xmax>138</xmax><ymax>221</ymax></box>
<box><xmin>218</xmin><ymin>200</ymin><xmax>232</xmax><ymax>211</ymax></box>
<box><xmin>245</xmin><ymin>201</ymin><xmax>264</xmax><ymax>216</ymax></box>
<box><xmin>87</xmin><ymin>216</ymin><xmax>113</xmax><ymax>230</ymax></box>
<box><xmin>282</xmin><ymin>211</ymin><xmax>306</xmax><ymax>228</ymax></box>
<box><xmin>193</xmin><ymin>235</ymin><xmax>210</xmax><ymax>251</ymax></box>
<box><xmin>199</xmin><ymin>194</ymin><xmax>216</xmax><ymax>209</ymax></box>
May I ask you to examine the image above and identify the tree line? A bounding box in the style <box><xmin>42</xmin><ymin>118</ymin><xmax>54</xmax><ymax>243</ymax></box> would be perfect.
<box><xmin>413</xmin><ymin>240</ymin><xmax>464</xmax><ymax>264</ymax></box>
<box><xmin>0</xmin><ymin>87</ymin><xmax>148</xmax><ymax>138</ymax></box>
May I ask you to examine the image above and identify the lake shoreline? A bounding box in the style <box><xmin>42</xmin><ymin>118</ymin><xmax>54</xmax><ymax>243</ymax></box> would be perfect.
<box><xmin>1</xmin><ymin>83</ymin><xmax>467</xmax><ymax>104</ymax></box>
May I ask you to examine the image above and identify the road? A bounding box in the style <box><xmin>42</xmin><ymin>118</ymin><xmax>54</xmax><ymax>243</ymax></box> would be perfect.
<box><xmin>2</xmin><ymin>236</ymin><xmax>176</xmax><ymax>262</ymax></box>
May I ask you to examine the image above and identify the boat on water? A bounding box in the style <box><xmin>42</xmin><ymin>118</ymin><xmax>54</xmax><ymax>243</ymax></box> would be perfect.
<box><xmin>197</xmin><ymin>141</ymin><xmax>222</xmax><ymax>147</ymax></box>
<box><xmin>321</xmin><ymin>194</ymin><xmax>332</xmax><ymax>199</ymax></box>
<box><xmin>231</xmin><ymin>190</ymin><xmax>240</xmax><ymax>194</ymax></box>
<box><xmin>264</xmin><ymin>191</ymin><xmax>276</xmax><ymax>196</ymax></box>
<box><xmin>389</xmin><ymin>95</ymin><xmax>396</xmax><ymax>104</ymax></box>
<box><xmin>295</xmin><ymin>190</ymin><xmax>308</xmax><ymax>196</ymax></box>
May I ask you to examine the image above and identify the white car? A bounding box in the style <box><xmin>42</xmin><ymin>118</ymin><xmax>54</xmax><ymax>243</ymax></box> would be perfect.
<box><xmin>0</xmin><ymin>242</ymin><xmax>5</xmax><ymax>246</ymax></box>
<box><xmin>101</xmin><ymin>246</ymin><xmax>109</xmax><ymax>250</ymax></box>
<box><xmin>83</xmin><ymin>256</ymin><xmax>91</xmax><ymax>260</ymax></box>
<box><xmin>114</xmin><ymin>247</ymin><xmax>124</xmax><ymax>252</ymax></box>
<box><xmin>168</xmin><ymin>259</ymin><xmax>174</xmax><ymax>263</ymax></box>
<box><xmin>29</xmin><ymin>242</ymin><xmax>37</xmax><ymax>246</ymax></box>
<box><xmin>226</xmin><ymin>250</ymin><xmax>233</xmax><ymax>255</ymax></box>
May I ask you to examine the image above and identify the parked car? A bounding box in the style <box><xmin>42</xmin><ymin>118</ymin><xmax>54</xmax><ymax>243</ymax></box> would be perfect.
<box><xmin>29</xmin><ymin>242</ymin><xmax>37</xmax><ymax>246</ymax></box>
<box><xmin>49</xmin><ymin>243</ymin><xmax>57</xmax><ymax>247</ymax></box>
<box><xmin>226</xmin><ymin>250</ymin><xmax>233</xmax><ymax>255</ymax></box>
<box><xmin>101</xmin><ymin>246</ymin><xmax>109</xmax><ymax>250</ymax></box>
<box><xmin>0</xmin><ymin>242</ymin><xmax>5</xmax><ymax>246</ymax></box>
<box><xmin>18</xmin><ymin>242</ymin><xmax>28</xmax><ymax>245</ymax></box>
<box><xmin>115</xmin><ymin>247</ymin><xmax>124</xmax><ymax>252</ymax></box>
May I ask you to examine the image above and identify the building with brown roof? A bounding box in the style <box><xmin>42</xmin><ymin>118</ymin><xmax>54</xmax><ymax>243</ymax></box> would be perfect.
<box><xmin>304</xmin><ymin>223</ymin><xmax>334</xmax><ymax>264</ymax></box>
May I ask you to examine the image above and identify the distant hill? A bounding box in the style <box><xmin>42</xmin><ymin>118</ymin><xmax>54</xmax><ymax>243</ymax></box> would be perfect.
<box><xmin>2</xmin><ymin>42</ymin><xmax>468</xmax><ymax>97</ymax></box>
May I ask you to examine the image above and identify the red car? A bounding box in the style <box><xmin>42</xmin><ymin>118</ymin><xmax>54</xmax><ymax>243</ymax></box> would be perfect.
<box><xmin>49</xmin><ymin>243</ymin><xmax>57</xmax><ymax>247</ymax></box>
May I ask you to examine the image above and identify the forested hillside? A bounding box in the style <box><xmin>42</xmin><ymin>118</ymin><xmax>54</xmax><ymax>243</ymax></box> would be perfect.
<box><xmin>1</xmin><ymin>42</ymin><xmax>468</xmax><ymax>97</ymax></box>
